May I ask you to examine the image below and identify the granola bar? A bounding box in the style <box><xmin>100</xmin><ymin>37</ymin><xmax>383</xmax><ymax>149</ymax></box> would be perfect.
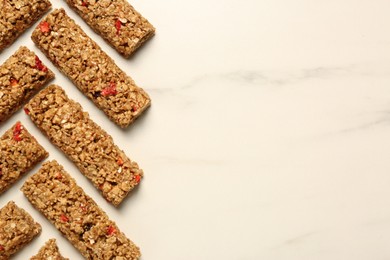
<box><xmin>22</xmin><ymin>160</ymin><xmax>141</xmax><ymax>259</ymax></box>
<box><xmin>0</xmin><ymin>0</ymin><xmax>51</xmax><ymax>52</ymax></box>
<box><xmin>31</xmin><ymin>8</ymin><xmax>151</xmax><ymax>128</ymax></box>
<box><xmin>65</xmin><ymin>0</ymin><xmax>155</xmax><ymax>57</ymax></box>
<box><xmin>0</xmin><ymin>201</ymin><xmax>42</xmax><ymax>258</ymax></box>
<box><xmin>30</xmin><ymin>239</ymin><xmax>69</xmax><ymax>260</ymax></box>
<box><xmin>0</xmin><ymin>121</ymin><xmax>48</xmax><ymax>195</ymax></box>
<box><xmin>0</xmin><ymin>46</ymin><xmax>54</xmax><ymax>124</ymax></box>
<box><xmin>25</xmin><ymin>85</ymin><xmax>143</xmax><ymax>206</ymax></box>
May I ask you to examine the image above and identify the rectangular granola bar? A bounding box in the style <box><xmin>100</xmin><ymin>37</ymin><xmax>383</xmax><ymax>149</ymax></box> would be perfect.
<box><xmin>25</xmin><ymin>85</ymin><xmax>143</xmax><ymax>206</ymax></box>
<box><xmin>0</xmin><ymin>0</ymin><xmax>51</xmax><ymax>52</ymax></box>
<box><xmin>0</xmin><ymin>201</ymin><xmax>42</xmax><ymax>258</ymax></box>
<box><xmin>31</xmin><ymin>8</ymin><xmax>151</xmax><ymax>128</ymax></box>
<box><xmin>0</xmin><ymin>121</ymin><xmax>48</xmax><ymax>195</ymax></box>
<box><xmin>31</xmin><ymin>239</ymin><xmax>69</xmax><ymax>260</ymax></box>
<box><xmin>0</xmin><ymin>46</ymin><xmax>55</xmax><ymax>124</ymax></box>
<box><xmin>65</xmin><ymin>0</ymin><xmax>155</xmax><ymax>57</ymax></box>
<box><xmin>22</xmin><ymin>160</ymin><xmax>141</xmax><ymax>259</ymax></box>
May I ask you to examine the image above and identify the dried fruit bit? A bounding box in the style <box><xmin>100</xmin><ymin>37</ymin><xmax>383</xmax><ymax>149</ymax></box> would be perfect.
<box><xmin>39</xmin><ymin>21</ymin><xmax>51</xmax><ymax>33</ymax></box>
<box><xmin>0</xmin><ymin>245</ymin><xmax>4</xmax><ymax>251</ymax></box>
<box><xmin>101</xmin><ymin>82</ymin><xmax>117</xmax><ymax>96</ymax></box>
<box><xmin>115</xmin><ymin>19</ymin><xmax>122</xmax><ymax>35</ymax></box>
<box><xmin>35</xmin><ymin>56</ymin><xmax>48</xmax><ymax>72</ymax></box>
<box><xmin>10</xmin><ymin>78</ymin><xmax>18</xmax><ymax>87</ymax></box>
<box><xmin>24</xmin><ymin>107</ymin><xmax>30</xmax><ymax>115</ymax></box>
<box><xmin>117</xmin><ymin>156</ymin><xmax>124</xmax><ymax>166</ymax></box>
<box><xmin>81</xmin><ymin>0</ymin><xmax>88</xmax><ymax>6</ymax></box>
<box><xmin>55</xmin><ymin>173</ymin><xmax>62</xmax><ymax>180</ymax></box>
<box><xmin>134</xmin><ymin>175</ymin><xmax>141</xmax><ymax>184</ymax></box>
<box><xmin>131</xmin><ymin>105</ymin><xmax>138</xmax><ymax>112</ymax></box>
<box><xmin>60</xmin><ymin>214</ymin><xmax>69</xmax><ymax>222</ymax></box>
<box><xmin>92</xmin><ymin>91</ymin><xmax>101</xmax><ymax>98</ymax></box>
<box><xmin>13</xmin><ymin>122</ymin><xmax>23</xmax><ymax>141</ymax></box>
<box><xmin>84</xmin><ymin>223</ymin><xmax>92</xmax><ymax>231</ymax></box>
<box><xmin>107</xmin><ymin>225</ymin><xmax>116</xmax><ymax>236</ymax></box>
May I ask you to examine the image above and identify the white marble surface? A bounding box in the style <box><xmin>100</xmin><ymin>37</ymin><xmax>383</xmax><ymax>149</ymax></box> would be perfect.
<box><xmin>2</xmin><ymin>0</ymin><xmax>390</xmax><ymax>259</ymax></box>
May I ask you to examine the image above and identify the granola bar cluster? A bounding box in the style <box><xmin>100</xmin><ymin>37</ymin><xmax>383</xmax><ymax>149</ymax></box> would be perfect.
<box><xmin>25</xmin><ymin>85</ymin><xmax>143</xmax><ymax>206</ymax></box>
<box><xmin>65</xmin><ymin>0</ymin><xmax>155</xmax><ymax>57</ymax></box>
<box><xmin>0</xmin><ymin>46</ymin><xmax>54</xmax><ymax>124</ymax></box>
<box><xmin>0</xmin><ymin>201</ymin><xmax>41</xmax><ymax>259</ymax></box>
<box><xmin>0</xmin><ymin>0</ymin><xmax>51</xmax><ymax>52</ymax></box>
<box><xmin>31</xmin><ymin>8</ymin><xmax>151</xmax><ymax>128</ymax></box>
<box><xmin>0</xmin><ymin>121</ymin><xmax>48</xmax><ymax>195</ymax></box>
<box><xmin>22</xmin><ymin>161</ymin><xmax>141</xmax><ymax>259</ymax></box>
<box><xmin>30</xmin><ymin>239</ymin><xmax>69</xmax><ymax>260</ymax></box>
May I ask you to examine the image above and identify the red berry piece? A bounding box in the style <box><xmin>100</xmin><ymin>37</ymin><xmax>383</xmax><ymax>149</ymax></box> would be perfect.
<box><xmin>39</xmin><ymin>21</ymin><xmax>51</xmax><ymax>33</ymax></box>
<box><xmin>13</xmin><ymin>122</ymin><xmax>23</xmax><ymax>141</ymax></box>
<box><xmin>35</xmin><ymin>56</ymin><xmax>48</xmax><ymax>72</ymax></box>
<box><xmin>60</xmin><ymin>214</ymin><xmax>69</xmax><ymax>223</ymax></box>
<box><xmin>101</xmin><ymin>82</ymin><xmax>117</xmax><ymax>96</ymax></box>
<box><xmin>115</xmin><ymin>19</ymin><xmax>122</xmax><ymax>35</ymax></box>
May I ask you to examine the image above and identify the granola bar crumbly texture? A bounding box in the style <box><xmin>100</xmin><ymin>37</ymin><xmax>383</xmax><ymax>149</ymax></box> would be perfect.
<box><xmin>22</xmin><ymin>161</ymin><xmax>141</xmax><ymax>260</ymax></box>
<box><xmin>25</xmin><ymin>85</ymin><xmax>143</xmax><ymax>206</ymax></box>
<box><xmin>30</xmin><ymin>239</ymin><xmax>69</xmax><ymax>260</ymax></box>
<box><xmin>0</xmin><ymin>0</ymin><xmax>51</xmax><ymax>52</ymax></box>
<box><xmin>31</xmin><ymin>8</ymin><xmax>151</xmax><ymax>128</ymax></box>
<box><xmin>65</xmin><ymin>0</ymin><xmax>155</xmax><ymax>57</ymax></box>
<box><xmin>0</xmin><ymin>201</ymin><xmax>42</xmax><ymax>259</ymax></box>
<box><xmin>0</xmin><ymin>121</ymin><xmax>48</xmax><ymax>195</ymax></box>
<box><xmin>0</xmin><ymin>46</ymin><xmax>55</xmax><ymax>124</ymax></box>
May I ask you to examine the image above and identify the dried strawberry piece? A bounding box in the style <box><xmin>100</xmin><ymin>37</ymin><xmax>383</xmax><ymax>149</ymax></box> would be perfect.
<box><xmin>115</xmin><ymin>19</ymin><xmax>122</xmax><ymax>35</ymax></box>
<box><xmin>13</xmin><ymin>122</ymin><xmax>23</xmax><ymax>141</ymax></box>
<box><xmin>134</xmin><ymin>175</ymin><xmax>141</xmax><ymax>184</ymax></box>
<box><xmin>35</xmin><ymin>56</ymin><xmax>48</xmax><ymax>72</ymax></box>
<box><xmin>24</xmin><ymin>107</ymin><xmax>30</xmax><ymax>115</ymax></box>
<box><xmin>39</xmin><ymin>21</ymin><xmax>51</xmax><ymax>33</ymax></box>
<box><xmin>60</xmin><ymin>214</ymin><xmax>69</xmax><ymax>223</ymax></box>
<box><xmin>0</xmin><ymin>245</ymin><xmax>4</xmax><ymax>251</ymax></box>
<box><xmin>107</xmin><ymin>225</ymin><xmax>116</xmax><ymax>236</ymax></box>
<box><xmin>81</xmin><ymin>0</ymin><xmax>88</xmax><ymax>6</ymax></box>
<box><xmin>131</xmin><ymin>105</ymin><xmax>138</xmax><ymax>112</ymax></box>
<box><xmin>10</xmin><ymin>78</ymin><xmax>18</xmax><ymax>87</ymax></box>
<box><xmin>101</xmin><ymin>82</ymin><xmax>117</xmax><ymax>96</ymax></box>
<box><xmin>117</xmin><ymin>156</ymin><xmax>124</xmax><ymax>166</ymax></box>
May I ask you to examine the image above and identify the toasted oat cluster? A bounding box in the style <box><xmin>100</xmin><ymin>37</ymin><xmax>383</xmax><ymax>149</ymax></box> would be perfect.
<box><xmin>0</xmin><ymin>121</ymin><xmax>48</xmax><ymax>195</ymax></box>
<box><xmin>0</xmin><ymin>0</ymin><xmax>51</xmax><ymax>52</ymax></box>
<box><xmin>0</xmin><ymin>46</ymin><xmax>54</xmax><ymax>124</ymax></box>
<box><xmin>25</xmin><ymin>85</ymin><xmax>143</xmax><ymax>206</ymax></box>
<box><xmin>31</xmin><ymin>239</ymin><xmax>69</xmax><ymax>260</ymax></box>
<box><xmin>22</xmin><ymin>161</ymin><xmax>141</xmax><ymax>260</ymax></box>
<box><xmin>65</xmin><ymin>0</ymin><xmax>155</xmax><ymax>57</ymax></box>
<box><xmin>0</xmin><ymin>201</ymin><xmax>41</xmax><ymax>259</ymax></box>
<box><xmin>31</xmin><ymin>8</ymin><xmax>151</xmax><ymax>128</ymax></box>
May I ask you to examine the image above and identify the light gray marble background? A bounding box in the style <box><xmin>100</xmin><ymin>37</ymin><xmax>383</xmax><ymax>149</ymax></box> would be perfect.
<box><xmin>1</xmin><ymin>0</ymin><xmax>390</xmax><ymax>259</ymax></box>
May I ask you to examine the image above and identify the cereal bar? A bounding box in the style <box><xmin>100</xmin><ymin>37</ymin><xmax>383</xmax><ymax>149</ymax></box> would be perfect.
<box><xmin>22</xmin><ymin>161</ymin><xmax>141</xmax><ymax>259</ymax></box>
<box><xmin>0</xmin><ymin>0</ymin><xmax>51</xmax><ymax>52</ymax></box>
<box><xmin>0</xmin><ymin>121</ymin><xmax>48</xmax><ymax>195</ymax></box>
<box><xmin>65</xmin><ymin>0</ymin><xmax>155</xmax><ymax>57</ymax></box>
<box><xmin>31</xmin><ymin>9</ymin><xmax>151</xmax><ymax>128</ymax></box>
<box><xmin>0</xmin><ymin>46</ymin><xmax>54</xmax><ymax>124</ymax></box>
<box><xmin>31</xmin><ymin>239</ymin><xmax>69</xmax><ymax>260</ymax></box>
<box><xmin>0</xmin><ymin>201</ymin><xmax>41</xmax><ymax>258</ymax></box>
<box><xmin>25</xmin><ymin>85</ymin><xmax>143</xmax><ymax>206</ymax></box>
